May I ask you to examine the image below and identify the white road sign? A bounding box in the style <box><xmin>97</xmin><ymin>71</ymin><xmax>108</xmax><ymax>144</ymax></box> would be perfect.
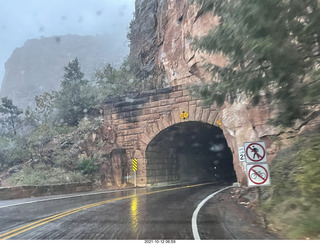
<box><xmin>244</xmin><ymin>141</ymin><xmax>267</xmax><ymax>163</ymax></box>
<box><xmin>238</xmin><ymin>146</ymin><xmax>245</xmax><ymax>162</ymax></box>
<box><xmin>247</xmin><ymin>163</ymin><xmax>271</xmax><ymax>187</ymax></box>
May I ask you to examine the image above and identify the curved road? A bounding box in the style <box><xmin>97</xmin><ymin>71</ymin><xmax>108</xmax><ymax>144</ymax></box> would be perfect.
<box><xmin>0</xmin><ymin>183</ymin><xmax>231</xmax><ymax>240</ymax></box>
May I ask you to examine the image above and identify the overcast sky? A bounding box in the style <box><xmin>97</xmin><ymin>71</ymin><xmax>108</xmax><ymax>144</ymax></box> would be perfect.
<box><xmin>0</xmin><ymin>0</ymin><xmax>135</xmax><ymax>86</ymax></box>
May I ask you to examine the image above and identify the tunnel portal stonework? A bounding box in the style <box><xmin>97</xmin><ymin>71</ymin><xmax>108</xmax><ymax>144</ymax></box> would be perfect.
<box><xmin>102</xmin><ymin>85</ymin><xmax>242</xmax><ymax>186</ymax></box>
<box><xmin>100</xmin><ymin>0</ymin><xmax>320</xmax><ymax>187</ymax></box>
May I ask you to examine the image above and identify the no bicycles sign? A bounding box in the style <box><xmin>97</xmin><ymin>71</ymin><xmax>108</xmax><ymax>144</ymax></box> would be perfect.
<box><xmin>246</xmin><ymin>164</ymin><xmax>271</xmax><ymax>187</ymax></box>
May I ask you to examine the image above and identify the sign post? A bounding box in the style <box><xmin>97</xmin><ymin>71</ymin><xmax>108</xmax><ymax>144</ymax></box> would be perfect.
<box><xmin>132</xmin><ymin>158</ymin><xmax>137</xmax><ymax>187</ymax></box>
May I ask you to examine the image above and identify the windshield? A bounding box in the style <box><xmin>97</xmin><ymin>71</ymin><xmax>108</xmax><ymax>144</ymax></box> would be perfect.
<box><xmin>0</xmin><ymin>0</ymin><xmax>319</xmax><ymax>241</ymax></box>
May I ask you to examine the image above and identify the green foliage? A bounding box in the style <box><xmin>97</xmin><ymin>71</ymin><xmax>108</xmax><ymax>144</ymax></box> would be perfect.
<box><xmin>0</xmin><ymin>55</ymin><xmax>145</xmax><ymax>186</ymax></box>
<box><xmin>27</xmin><ymin>122</ymin><xmax>56</xmax><ymax>155</ymax></box>
<box><xmin>290</xmin><ymin>206</ymin><xmax>320</xmax><ymax>239</ymax></box>
<box><xmin>0</xmin><ymin>97</ymin><xmax>23</xmax><ymax>135</ymax></box>
<box><xmin>261</xmin><ymin>131</ymin><xmax>320</xmax><ymax>239</ymax></box>
<box><xmin>296</xmin><ymin>136</ymin><xmax>320</xmax><ymax>205</ymax></box>
<box><xmin>77</xmin><ymin>117</ymin><xmax>102</xmax><ymax>135</ymax></box>
<box><xmin>93</xmin><ymin>55</ymin><xmax>143</xmax><ymax>98</ymax></box>
<box><xmin>0</xmin><ymin>135</ymin><xmax>28</xmax><ymax>168</ymax></box>
<box><xmin>54</xmin><ymin>124</ymin><xmax>77</xmax><ymax>135</ymax></box>
<box><xmin>191</xmin><ymin>0</ymin><xmax>320</xmax><ymax>127</ymax></box>
<box><xmin>52</xmin><ymin>150</ymin><xmax>76</xmax><ymax>170</ymax></box>
<box><xmin>25</xmin><ymin>92</ymin><xmax>55</xmax><ymax>127</ymax></box>
<box><xmin>8</xmin><ymin>164</ymin><xmax>87</xmax><ymax>186</ymax></box>
<box><xmin>54</xmin><ymin>58</ymin><xmax>99</xmax><ymax>126</ymax></box>
<box><xmin>77</xmin><ymin>157</ymin><xmax>97</xmax><ymax>175</ymax></box>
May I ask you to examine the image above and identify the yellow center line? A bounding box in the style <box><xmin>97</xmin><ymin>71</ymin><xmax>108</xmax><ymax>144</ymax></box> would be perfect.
<box><xmin>0</xmin><ymin>208</ymin><xmax>83</xmax><ymax>238</ymax></box>
<box><xmin>0</xmin><ymin>182</ymin><xmax>214</xmax><ymax>240</ymax></box>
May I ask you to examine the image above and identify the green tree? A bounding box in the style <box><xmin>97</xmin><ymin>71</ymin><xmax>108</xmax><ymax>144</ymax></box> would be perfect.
<box><xmin>0</xmin><ymin>97</ymin><xmax>23</xmax><ymax>135</ymax></box>
<box><xmin>94</xmin><ymin>64</ymin><xmax>122</xmax><ymax>98</ymax></box>
<box><xmin>26</xmin><ymin>122</ymin><xmax>56</xmax><ymax>164</ymax></box>
<box><xmin>0</xmin><ymin>135</ymin><xmax>28</xmax><ymax>168</ymax></box>
<box><xmin>25</xmin><ymin>92</ymin><xmax>56</xmax><ymax>127</ymax></box>
<box><xmin>191</xmin><ymin>0</ymin><xmax>320</xmax><ymax>127</ymax></box>
<box><xmin>93</xmin><ymin>56</ymin><xmax>143</xmax><ymax>98</ymax></box>
<box><xmin>55</xmin><ymin>58</ymin><xmax>98</xmax><ymax>126</ymax></box>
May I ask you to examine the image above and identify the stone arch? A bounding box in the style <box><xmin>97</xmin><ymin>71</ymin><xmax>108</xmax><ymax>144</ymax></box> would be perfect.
<box><xmin>102</xmin><ymin>85</ymin><xmax>236</xmax><ymax>186</ymax></box>
<box><xmin>136</xmin><ymin>109</ymin><xmax>221</xmax><ymax>153</ymax></box>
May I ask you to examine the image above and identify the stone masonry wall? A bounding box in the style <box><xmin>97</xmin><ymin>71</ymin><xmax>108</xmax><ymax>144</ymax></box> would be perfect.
<box><xmin>103</xmin><ymin>85</ymin><xmax>229</xmax><ymax>186</ymax></box>
<box><xmin>101</xmin><ymin>82</ymin><xmax>320</xmax><ymax>186</ymax></box>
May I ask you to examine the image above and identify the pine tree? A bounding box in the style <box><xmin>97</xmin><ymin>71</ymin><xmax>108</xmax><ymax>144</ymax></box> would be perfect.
<box><xmin>54</xmin><ymin>58</ymin><xmax>97</xmax><ymax>126</ymax></box>
<box><xmin>0</xmin><ymin>97</ymin><xmax>23</xmax><ymax>135</ymax></box>
<box><xmin>192</xmin><ymin>0</ymin><xmax>320</xmax><ymax>127</ymax></box>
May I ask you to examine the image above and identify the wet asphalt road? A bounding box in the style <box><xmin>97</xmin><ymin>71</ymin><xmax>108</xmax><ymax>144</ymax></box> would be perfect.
<box><xmin>0</xmin><ymin>183</ymin><xmax>231</xmax><ymax>240</ymax></box>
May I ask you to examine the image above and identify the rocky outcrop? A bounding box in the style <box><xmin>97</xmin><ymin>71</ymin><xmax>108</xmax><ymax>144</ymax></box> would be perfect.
<box><xmin>130</xmin><ymin>0</ymin><xmax>226</xmax><ymax>87</ymax></box>
<box><xmin>79</xmin><ymin>125</ymin><xmax>128</xmax><ymax>187</ymax></box>
<box><xmin>129</xmin><ymin>0</ymin><xmax>320</xmax><ymax>184</ymax></box>
<box><xmin>0</xmin><ymin>34</ymin><xmax>128</xmax><ymax>109</ymax></box>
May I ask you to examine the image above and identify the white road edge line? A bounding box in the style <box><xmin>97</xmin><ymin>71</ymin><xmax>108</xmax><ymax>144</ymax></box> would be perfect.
<box><xmin>0</xmin><ymin>182</ymin><xmax>206</xmax><ymax>209</ymax></box>
<box><xmin>0</xmin><ymin>187</ymin><xmax>146</xmax><ymax>209</ymax></box>
<box><xmin>192</xmin><ymin>185</ymin><xmax>233</xmax><ymax>240</ymax></box>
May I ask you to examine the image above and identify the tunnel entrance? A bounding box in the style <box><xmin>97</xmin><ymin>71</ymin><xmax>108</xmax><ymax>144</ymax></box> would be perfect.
<box><xmin>145</xmin><ymin>122</ymin><xmax>236</xmax><ymax>185</ymax></box>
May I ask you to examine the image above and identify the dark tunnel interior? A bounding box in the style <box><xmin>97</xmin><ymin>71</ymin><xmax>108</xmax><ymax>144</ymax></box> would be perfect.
<box><xmin>145</xmin><ymin>122</ymin><xmax>236</xmax><ymax>185</ymax></box>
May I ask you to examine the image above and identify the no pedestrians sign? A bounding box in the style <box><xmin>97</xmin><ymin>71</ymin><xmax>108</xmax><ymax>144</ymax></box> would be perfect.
<box><xmin>244</xmin><ymin>141</ymin><xmax>267</xmax><ymax>163</ymax></box>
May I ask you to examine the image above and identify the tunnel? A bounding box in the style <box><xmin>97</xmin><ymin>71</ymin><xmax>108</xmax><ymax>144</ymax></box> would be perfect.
<box><xmin>145</xmin><ymin>122</ymin><xmax>236</xmax><ymax>185</ymax></box>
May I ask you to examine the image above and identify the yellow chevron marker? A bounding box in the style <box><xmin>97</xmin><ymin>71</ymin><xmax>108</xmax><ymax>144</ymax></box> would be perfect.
<box><xmin>132</xmin><ymin>158</ymin><xmax>138</xmax><ymax>172</ymax></box>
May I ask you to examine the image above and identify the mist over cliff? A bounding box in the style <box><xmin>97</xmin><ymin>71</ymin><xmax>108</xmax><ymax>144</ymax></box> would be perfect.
<box><xmin>0</xmin><ymin>34</ymin><xmax>129</xmax><ymax>109</ymax></box>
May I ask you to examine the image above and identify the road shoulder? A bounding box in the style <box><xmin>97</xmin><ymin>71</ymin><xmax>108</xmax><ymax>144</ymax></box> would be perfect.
<box><xmin>197</xmin><ymin>187</ymin><xmax>279</xmax><ymax>240</ymax></box>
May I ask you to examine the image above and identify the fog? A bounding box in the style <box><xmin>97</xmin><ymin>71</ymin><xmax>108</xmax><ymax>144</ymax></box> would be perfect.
<box><xmin>0</xmin><ymin>0</ymin><xmax>135</xmax><ymax>86</ymax></box>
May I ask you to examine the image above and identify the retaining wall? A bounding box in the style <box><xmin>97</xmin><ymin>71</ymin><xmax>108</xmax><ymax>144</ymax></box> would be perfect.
<box><xmin>0</xmin><ymin>182</ymin><xmax>93</xmax><ymax>200</ymax></box>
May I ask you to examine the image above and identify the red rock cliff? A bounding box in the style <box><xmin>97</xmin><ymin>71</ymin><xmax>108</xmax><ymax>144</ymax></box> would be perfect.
<box><xmin>129</xmin><ymin>0</ymin><xmax>320</xmax><ymax>184</ymax></box>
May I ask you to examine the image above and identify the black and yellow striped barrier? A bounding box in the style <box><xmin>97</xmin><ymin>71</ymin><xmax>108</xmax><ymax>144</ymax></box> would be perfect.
<box><xmin>132</xmin><ymin>158</ymin><xmax>137</xmax><ymax>171</ymax></box>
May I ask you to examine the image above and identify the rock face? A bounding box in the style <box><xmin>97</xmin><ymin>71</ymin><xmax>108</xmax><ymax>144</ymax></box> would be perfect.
<box><xmin>128</xmin><ymin>0</ymin><xmax>320</xmax><ymax>184</ymax></box>
<box><xmin>130</xmin><ymin>0</ymin><xmax>226</xmax><ymax>87</ymax></box>
<box><xmin>0</xmin><ymin>34</ymin><xmax>128</xmax><ymax>109</ymax></box>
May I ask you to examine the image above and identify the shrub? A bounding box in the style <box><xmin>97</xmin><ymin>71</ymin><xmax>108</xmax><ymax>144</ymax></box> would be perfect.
<box><xmin>77</xmin><ymin>157</ymin><xmax>97</xmax><ymax>175</ymax></box>
<box><xmin>54</xmin><ymin>124</ymin><xmax>77</xmax><ymax>135</ymax></box>
<box><xmin>0</xmin><ymin>136</ymin><xmax>29</xmax><ymax>168</ymax></box>
<box><xmin>8</xmin><ymin>164</ymin><xmax>87</xmax><ymax>186</ymax></box>
<box><xmin>260</xmin><ymin>131</ymin><xmax>320</xmax><ymax>239</ymax></box>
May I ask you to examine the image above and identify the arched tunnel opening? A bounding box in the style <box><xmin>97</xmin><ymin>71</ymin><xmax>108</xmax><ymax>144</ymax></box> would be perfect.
<box><xmin>146</xmin><ymin>122</ymin><xmax>236</xmax><ymax>185</ymax></box>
